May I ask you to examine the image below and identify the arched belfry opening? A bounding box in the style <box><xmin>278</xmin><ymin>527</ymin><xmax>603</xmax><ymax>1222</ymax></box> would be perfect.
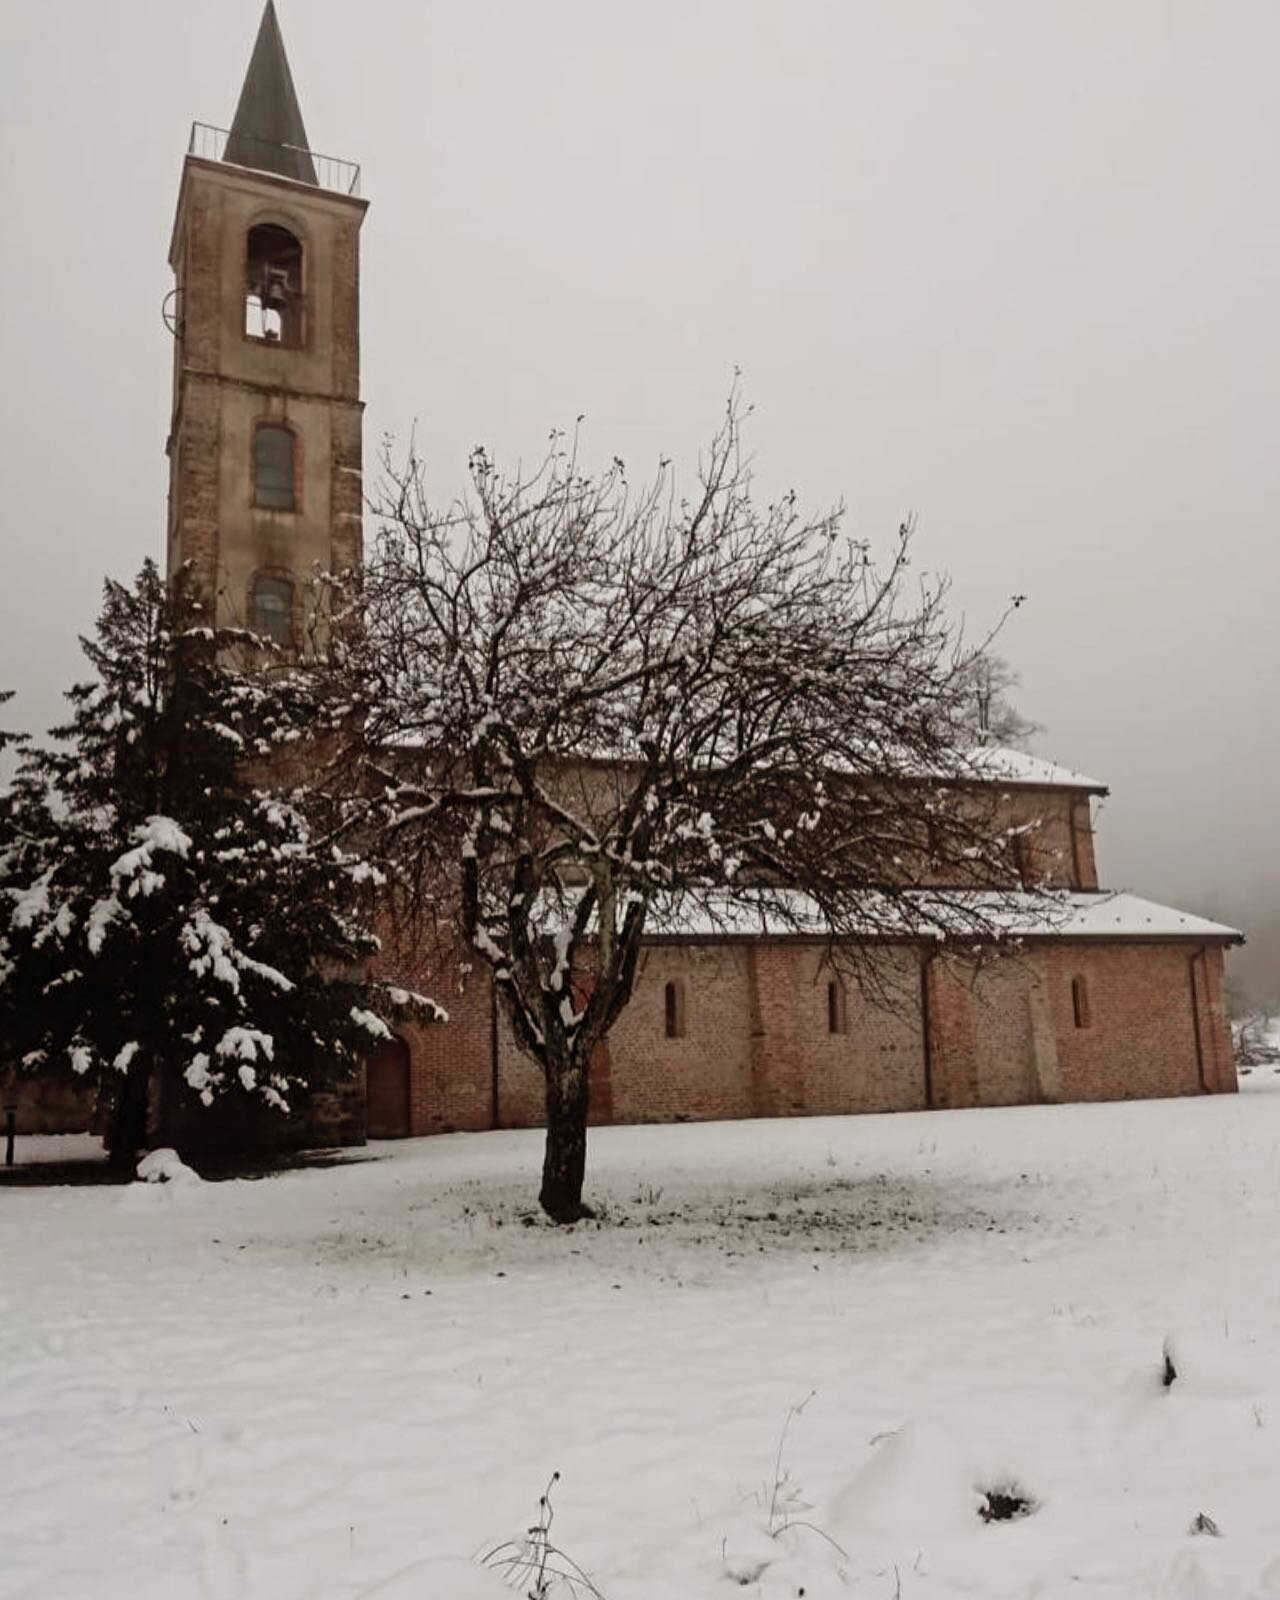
<box><xmin>245</xmin><ymin>223</ymin><xmax>304</xmax><ymax>344</ymax></box>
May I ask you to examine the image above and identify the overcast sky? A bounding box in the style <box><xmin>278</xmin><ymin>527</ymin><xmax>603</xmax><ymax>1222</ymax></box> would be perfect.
<box><xmin>2</xmin><ymin>1</ymin><xmax>1277</xmax><ymax>996</ymax></box>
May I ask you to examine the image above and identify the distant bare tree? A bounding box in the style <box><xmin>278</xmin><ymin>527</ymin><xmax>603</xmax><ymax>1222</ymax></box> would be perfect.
<box><xmin>1231</xmin><ymin>1010</ymin><xmax>1279</xmax><ymax>1068</ymax></box>
<box><xmin>342</xmin><ymin>398</ymin><xmax>1038</xmax><ymax>1221</ymax></box>
<box><xmin>960</xmin><ymin>653</ymin><xmax>1041</xmax><ymax>750</ymax></box>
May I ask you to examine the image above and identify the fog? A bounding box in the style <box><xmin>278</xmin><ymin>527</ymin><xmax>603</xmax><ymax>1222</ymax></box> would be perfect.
<box><xmin>2</xmin><ymin>1</ymin><xmax>1277</xmax><ymax>1001</ymax></box>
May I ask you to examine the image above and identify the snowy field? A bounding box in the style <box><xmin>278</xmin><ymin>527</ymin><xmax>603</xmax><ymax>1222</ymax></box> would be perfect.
<box><xmin>3</xmin><ymin>1074</ymin><xmax>1280</xmax><ymax>1600</ymax></box>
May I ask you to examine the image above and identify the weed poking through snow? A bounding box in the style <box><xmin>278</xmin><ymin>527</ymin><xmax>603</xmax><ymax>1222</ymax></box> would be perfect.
<box><xmin>721</xmin><ymin>1391</ymin><xmax>850</xmax><ymax>1587</ymax></box>
<box><xmin>760</xmin><ymin>1392</ymin><xmax>848</xmax><ymax>1559</ymax></box>
<box><xmin>480</xmin><ymin>1473</ymin><xmax>605</xmax><ymax>1598</ymax></box>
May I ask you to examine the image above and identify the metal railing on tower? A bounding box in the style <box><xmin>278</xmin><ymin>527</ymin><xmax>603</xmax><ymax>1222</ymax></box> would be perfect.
<box><xmin>188</xmin><ymin>122</ymin><xmax>361</xmax><ymax>197</ymax></box>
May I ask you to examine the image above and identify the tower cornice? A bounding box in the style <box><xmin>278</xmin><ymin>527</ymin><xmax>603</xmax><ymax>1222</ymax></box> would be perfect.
<box><xmin>169</xmin><ymin>154</ymin><xmax>367</xmax><ymax>270</ymax></box>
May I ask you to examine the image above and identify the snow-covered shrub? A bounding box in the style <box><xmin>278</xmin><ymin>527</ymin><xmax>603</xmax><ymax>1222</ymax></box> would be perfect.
<box><xmin>135</xmin><ymin>1147</ymin><xmax>201</xmax><ymax>1185</ymax></box>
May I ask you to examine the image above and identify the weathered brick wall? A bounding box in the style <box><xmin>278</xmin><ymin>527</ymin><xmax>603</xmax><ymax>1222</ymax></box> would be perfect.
<box><xmin>927</xmin><ymin>942</ymin><xmax>1237</xmax><ymax>1109</ymax></box>
<box><xmin>402</xmin><ymin>939</ymin><xmax>929</xmax><ymax>1131</ymax></box>
<box><xmin>1043</xmin><ymin>942</ymin><xmax>1236</xmax><ymax>1102</ymax></box>
<box><xmin>745</xmin><ymin>943</ymin><xmax>927</xmax><ymax>1117</ymax></box>
<box><xmin>379</xmin><ymin>929</ymin><xmax>1236</xmax><ymax>1138</ymax></box>
<box><xmin>373</xmin><ymin>910</ymin><xmax>494</xmax><ymax>1134</ymax></box>
<box><xmin>167</xmin><ymin>375</ymin><xmax>223</xmax><ymax>588</ymax></box>
<box><xmin>999</xmin><ymin>789</ymin><xmax>1090</xmax><ymax>888</ymax></box>
<box><xmin>606</xmin><ymin>945</ymin><xmax>757</xmax><ymax>1122</ymax></box>
<box><xmin>962</xmin><ymin>959</ymin><xmax>1040</xmax><ymax>1106</ymax></box>
<box><xmin>925</xmin><ymin>958</ymin><xmax>979</xmax><ymax>1108</ymax></box>
<box><xmin>1</xmin><ymin>1072</ymin><xmax>95</xmax><ymax>1136</ymax></box>
<box><xmin>1191</xmin><ymin>943</ymin><xmax>1236</xmax><ymax>1093</ymax></box>
<box><xmin>1070</xmin><ymin>796</ymin><xmax>1099</xmax><ymax>889</ymax></box>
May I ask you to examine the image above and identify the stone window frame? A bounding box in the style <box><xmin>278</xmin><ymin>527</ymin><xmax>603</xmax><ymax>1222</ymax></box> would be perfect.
<box><xmin>246</xmin><ymin>565</ymin><xmax>299</xmax><ymax>653</ymax></box>
<box><xmin>242</xmin><ymin>215</ymin><xmax>310</xmax><ymax>351</ymax></box>
<box><xmin>251</xmin><ymin>419</ymin><xmax>302</xmax><ymax>514</ymax></box>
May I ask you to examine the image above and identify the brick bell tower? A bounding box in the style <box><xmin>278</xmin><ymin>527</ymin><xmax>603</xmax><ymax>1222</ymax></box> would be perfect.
<box><xmin>165</xmin><ymin>1</ymin><xmax>367</xmax><ymax>648</ymax></box>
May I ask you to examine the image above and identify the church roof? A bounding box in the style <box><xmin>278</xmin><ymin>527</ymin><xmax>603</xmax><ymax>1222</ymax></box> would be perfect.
<box><xmin>224</xmin><ymin>1</ymin><xmax>318</xmax><ymax>186</ymax></box>
<box><xmin>961</xmin><ymin>746</ymin><xmax>1109</xmax><ymax>793</ymax></box>
<box><xmin>638</xmin><ymin>889</ymin><xmax>1242</xmax><ymax>944</ymax></box>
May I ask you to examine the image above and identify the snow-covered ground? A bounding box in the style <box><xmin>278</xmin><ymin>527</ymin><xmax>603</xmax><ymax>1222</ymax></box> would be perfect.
<box><xmin>4</xmin><ymin>1074</ymin><xmax>1280</xmax><ymax>1599</ymax></box>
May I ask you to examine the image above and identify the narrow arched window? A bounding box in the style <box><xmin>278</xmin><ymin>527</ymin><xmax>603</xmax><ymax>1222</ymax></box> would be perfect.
<box><xmin>245</xmin><ymin>223</ymin><xmax>304</xmax><ymax>344</ymax></box>
<box><xmin>1072</xmin><ymin>975</ymin><xmax>1091</xmax><ymax>1029</ymax></box>
<box><xmin>250</xmin><ymin>575</ymin><xmax>293</xmax><ymax>647</ymax></box>
<box><xmin>827</xmin><ymin>980</ymin><xmax>848</xmax><ymax>1036</ymax></box>
<box><xmin>253</xmin><ymin>425</ymin><xmax>296</xmax><ymax>510</ymax></box>
<box><xmin>664</xmin><ymin>978</ymin><xmax>686</xmax><ymax>1040</ymax></box>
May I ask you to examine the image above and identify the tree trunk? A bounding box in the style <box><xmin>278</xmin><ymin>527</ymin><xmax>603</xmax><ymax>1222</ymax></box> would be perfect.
<box><xmin>105</xmin><ymin>1057</ymin><xmax>152</xmax><ymax>1172</ymax></box>
<box><xmin>539</xmin><ymin>1053</ymin><xmax>593</xmax><ymax>1223</ymax></box>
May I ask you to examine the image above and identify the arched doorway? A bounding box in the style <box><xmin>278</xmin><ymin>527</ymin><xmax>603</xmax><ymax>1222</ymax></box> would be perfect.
<box><xmin>366</xmin><ymin>1036</ymin><xmax>412</xmax><ymax>1138</ymax></box>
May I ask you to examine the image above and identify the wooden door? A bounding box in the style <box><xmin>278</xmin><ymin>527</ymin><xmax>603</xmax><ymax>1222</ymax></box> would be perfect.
<box><xmin>366</xmin><ymin>1036</ymin><xmax>412</xmax><ymax>1138</ymax></box>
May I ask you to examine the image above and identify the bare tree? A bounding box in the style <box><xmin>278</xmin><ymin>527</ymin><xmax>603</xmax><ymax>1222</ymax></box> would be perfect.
<box><xmin>960</xmin><ymin>653</ymin><xmax>1041</xmax><ymax>750</ymax></box>
<box><xmin>343</xmin><ymin>398</ymin><xmax>1037</xmax><ymax>1221</ymax></box>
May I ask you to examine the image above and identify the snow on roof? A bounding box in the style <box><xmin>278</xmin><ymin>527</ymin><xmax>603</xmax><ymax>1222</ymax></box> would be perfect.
<box><xmin>961</xmin><ymin>746</ymin><xmax>1108</xmax><ymax>793</ymax></box>
<box><xmin>1022</xmin><ymin>892</ymin><xmax>1240</xmax><ymax>941</ymax></box>
<box><xmin>381</xmin><ymin>736</ymin><xmax>1109</xmax><ymax>793</ymax></box>
<box><xmin>639</xmin><ymin>889</ymin><xmax>1240</xmax><ymax>944</ymax></box>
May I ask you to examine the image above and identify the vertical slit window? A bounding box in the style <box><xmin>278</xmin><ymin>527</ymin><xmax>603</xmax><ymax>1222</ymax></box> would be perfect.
<box><xmin>664</xmin><ymin>979</ymin><xmax>686</xmax><ymax>1040</ymax></box>
<box><xmin>1072</xmin><ymin>975</ymin><xmax>1091</xmax><ymax>1029</ymax></box>
<box><xmin>827</xmin><ymin>980</ymin><xmax>848</xmax><ymax>1036</ymax></box>
<box><xmin>254</xmin><ymin>425</ymin><xmax>296</xmax><ymax>510</ymax></box>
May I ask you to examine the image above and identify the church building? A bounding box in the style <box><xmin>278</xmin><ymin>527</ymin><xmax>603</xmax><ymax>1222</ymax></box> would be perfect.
<box><xmin>156</xmin><ymin>4</ymin><xmax>1240</xmax><ymax>1143</ymax></box>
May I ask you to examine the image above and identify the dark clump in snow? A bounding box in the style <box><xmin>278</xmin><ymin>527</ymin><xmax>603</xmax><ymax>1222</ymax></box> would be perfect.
<box><xmin>978</xmin><ymin>1484</ymin><xmax>1037</xmax><ymax>1524</ymax></box>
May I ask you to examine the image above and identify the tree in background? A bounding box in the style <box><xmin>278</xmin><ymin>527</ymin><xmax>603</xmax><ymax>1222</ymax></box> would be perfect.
<box><xmin>342</xmin><ymin>399</ymin><xmax>1038</xmax><ymax>1222</ymax></box>
<box><xmin>0</xmin><ymin>563</ymin><xmax>439</xmax><ymax>1168</ymax></box>
<box><xmin>960</xmin><ymin>652</ymin><xmax>1040</xmax><ymax>750</ymax></box>
<box><xmin>0</xmin><ymin>693</ymin><xmax>37</xmax><ymax>1093</ymax></box>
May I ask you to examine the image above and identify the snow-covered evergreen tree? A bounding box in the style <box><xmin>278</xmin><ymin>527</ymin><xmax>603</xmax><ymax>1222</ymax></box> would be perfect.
<box><xmin>1</xmin><ymin>563</ymin><xmax>440</xmax><ymax>1166</ymax></box>
<box><xmin>0</xmin><ymin>692</ymin><xmax>36</xmax><ymax>1089</ymax></box>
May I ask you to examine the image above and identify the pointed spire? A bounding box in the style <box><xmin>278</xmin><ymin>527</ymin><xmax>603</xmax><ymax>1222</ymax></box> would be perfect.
<box><xmin>224</xmin><ymin>2</ymin><xmax>318</xmax><ymax>186</ymax></box>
